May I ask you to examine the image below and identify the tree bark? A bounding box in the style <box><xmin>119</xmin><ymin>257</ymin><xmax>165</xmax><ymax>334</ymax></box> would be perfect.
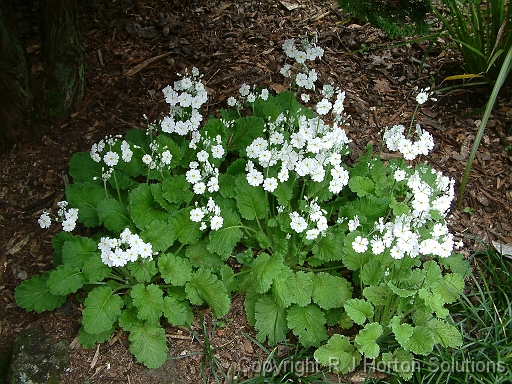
<box><xmin>0</xmin><ymin>0</ymin><xmax>34</xmax><ymax>144</ymax></box>
<box><xmin>41</xmin><ymin>0</ymin><xmax>85</xmax><ymax>120</ymax></box>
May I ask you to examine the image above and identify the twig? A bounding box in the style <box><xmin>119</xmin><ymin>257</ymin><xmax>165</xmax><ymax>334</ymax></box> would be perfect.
<box><xmin>123</xmin><ymin>51</ymin><xmax>173</xmax><ymax>77</ymax></box>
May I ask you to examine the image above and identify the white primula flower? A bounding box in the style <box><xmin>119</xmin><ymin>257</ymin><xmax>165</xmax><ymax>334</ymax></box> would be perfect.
<box><xmin>142</xmin><ymin>154</ymin><xmax>152</xmax><ymax>165</ymax></box>
<box><xmin>371</xmin><ymin>239</ymin><xmax>385</xmax><ymax>255</ymax></box>
<box><xmin>210</xmin><ymin>215</ymin><xmax>224</xmax><ymax>230</ymax></box>
<box><xmin>38</xmin><ymin>212</ymin><xmax>52</xmax><ymax>229</ymax></box>
<box><xmin>207</xmin><ymin>177</ymin><xmax>219</xmax><ymax>192</ymax></box>
<box><xmin>65</xmin><ymin>208</ymin><xmax>79</xmax><ymax>222</ymax></box>
<box><xmin>316</xmin><ymin>99</ymin><xmax>332</xmax><ymax>115</ymax></box>
<box><xmin>301</xmin><ymin>94</ymin><xmax>310</xmax><ymax>103</ymax></box>
<box><xmin>394</xmin><ymin>169</ymin><xmax>407</xmax><ymax>182</ymax></box>
<box><xmin>62</xmin><ymin>219</ymin><xmax>76</xmax><ymax>232</ymax></box>
<box><xmin>211</xmin><ymin>144</ymin><xmax>224</xmax><ymax>159</ymax></box>
<box><xmin>290</xmin><ymin>212</ymin><xmax>308</xmax><ymax>233</ymax></box>
<box><xmin>348</xmin><ymin>216</ymin><xmax>360</xmax><ymax>232</ymax></box>
<box><xmin>186</xmin><ymin>169</ymin><xmax>201</xmax><ymax>184</ymax></box>
<box><xmin>263</xmin><ymin>177</ymin><xmax>278</xmax><ymax>192</ymax></box>
<box><xmin>227</xmin><ymin>96</ymin><xmax>237</xmax><ymax>107</ymax></box>
<box><xmin>247</xmin><ymin>93</ymin><xmax>256</xmax><ymax>103</ymax></box>
<box><xmin>197</xmin><ymin>150</ymin><xmax>209</xmax><ymax>162</ymax></box>
<box><xmin>260</xmin><ymin>89</ymin><xmax>269</xmax><ymax>100</ymax></box>
<box><xmin>247</xmin><ymin>169</ymin><xmax>264</xmax><ymax>187</ymax></box>
<box><xmin>161</xmin><ymin>150</ymin><xmax>172</xmax><ymax>165</ymax></box>
<box><xmin>193</xmin><ymin>182</ymin><xmax>206</xmax><ymax>194</ymax></box>
<box><xmin>103</xmin><ymin>151</ymin><xmax>119</xmax><ymax>167</ymax></box>
<box><xmin>306</xmin><ymin>228</ymin><xmax>320</xmax><ymax>240</ymax></box>
<box><xmin>190</xmin><ymin>207</ymin><xmax>205</xmax><ymax>222</ymax></box>
<box><xmin>239</xmin><ymin>84</ymin><xmax>251</xmax><ymax>97</ymax></box>
<box><xmin>352</xmin><ymin>236</ymin><xmax>369</xmax><ymax>253</ymax></box>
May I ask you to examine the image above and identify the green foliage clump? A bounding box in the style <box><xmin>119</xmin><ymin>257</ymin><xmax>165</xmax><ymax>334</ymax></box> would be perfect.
<box><xmin>337</xmin><ymin>0</ymin><xmax>432</xmax><ymax>37</ymax></box>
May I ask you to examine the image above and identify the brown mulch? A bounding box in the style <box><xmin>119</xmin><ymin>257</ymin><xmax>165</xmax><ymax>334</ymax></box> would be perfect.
<box><xmin>1</xmin><ymin>0</ymin><xmax>511</xmax><ymax>383</ymax></box>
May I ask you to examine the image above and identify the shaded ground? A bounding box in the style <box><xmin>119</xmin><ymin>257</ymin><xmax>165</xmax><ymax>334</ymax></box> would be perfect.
<box><xmin>1</xmin><ymin>0</ymin><xmax>511</xmax><ymax>383</ymax></box>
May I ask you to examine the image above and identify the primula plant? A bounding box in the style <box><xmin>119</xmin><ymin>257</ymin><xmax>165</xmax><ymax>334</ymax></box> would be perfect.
<box><xmin>15</xmin><ymin>37</ymin><xmax>468</xmax><ymax>378</ymax></box>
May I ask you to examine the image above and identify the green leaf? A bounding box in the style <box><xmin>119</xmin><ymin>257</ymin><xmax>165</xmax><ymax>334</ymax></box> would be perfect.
<box><xmin>390</xmin><ymin>316</ymin><xmax>414</xmax><ymax>346</ymax></box>
<box><xmin>349</xmin><ymin>176</ymin><xmax>374</xmax><ymax>197</ymax></box>
<box><xmin>273</xmin><ymin>179</ymin><xmax>294</xmax><ymax>207</ymax></box>
<box><xmin>129</xmin><ymin>184</ymin><xmax>169</xmax><ymax>230</ymax></box>
<box><xmin>228</xmin><ymin>115</ymin><xmax>265</xmax><ymax>151</ymax></box>
<box><xmin>160</xmin><ymin>175</ymin><xmax>193</xmax><ymax>205</ymax></box>
<box><xmin>312</xmin><ymin>232</ymin><xmax>344</xmax><ymax>262</ymax></box>
<box><xmin>312</xmin><ymin>272</ymin><xmax>352</xmax><ymax>310</ymax></box>
<box><xmin>234</xmin><ymin>175</ymin><xmax>268</xmax><ymax>220</ymax></box>
<box><xmin>426</xmin><ymin>318</ymin><xmax>462</xmax><ymax>348</ymax></box>
<box><xmin>344</xmin><ymin>298</ymin><xmax>374</xmax><ymax>325</ymax></box>
<box><xmin>66</xmin><ymin>182</ymin><xmax>105</xmax><ymax>227</ymax></box>
<box><xmin>381</xmin><ymin>349</ymin><xmax>415</xmax><ymax>380</ymax></box>
<box><xmin>157</xmin><ymin>253</ymin><xmax>192</xmax><ymax>286</ymax></box>
<box><xmin>97</xmin><ymin>198</ymin><xmax>131</xmax><ymax>232</ymax></box>
<box><xmin>431</xmin><ymin>273</ymin><xmax>465</xmax><ymax>304</ymax></box>
<box><xmin>68</xmin><ymin>152</ymin><xmax>103</xmax><ymax>184</ymax></box>
<box><xmin>78</xmin><ymin>326</ymin><xmax>114</xmax><ymax>349</ymax></box>
<box><xmin>185</xmin><ymin>241</ymin><xmax>223</xmax><ymax>268</ymax></box>
<box><xmin>51</xmin><ymin>231</ymin><xmax>74</xmax><ymax>266</ymax></box>
<box><xmin>129</xmin><ymin>322</ymin><xmax>168</xmax><ymax>369</ymax></box>
<box><xmin>128</xmin><ymin>259</ymin><xmax>158</xmax><ymax>283</ymax></box>
<box><xmin>150</xmin><ymin>183</ymin><xmax>178</xmax><ymax>212</ymax></box>
<box><xmin>14</xmin><ymin>272</ymin><xmax>66</xmax><ymax>313</ymax></box>
<box><xmin>439</xmin><ymin>253</ymin><xmax>471</xmax><ymax>278</ymax></box>
<box><xmin>169</xmin><ymin>208</ymin><xmax>202</xmax><ymax>245</ymax></box>
<box><xmin>162</xmin><ymin>296</ymin><xmax>193</xmax><ymax>326</ymax></box>
<box><xmin>131</xmin><ymin>284</ymin><xmax>164</xmax><ymax>323</ymax></box>
<box><xmin>140</xmin><ymin>220</ymin><xmax>176</xmax><ymax>252</ymax></box>
<box><xmin>272</xmin><ymin>269</ymin><xmax>312</xmax><ymax>308</ymax></box>
<box><xmin>363</xmin><ymin>285</ymin><xmax>390</xmax><ymax>306</ymax></box>
<box><xmin>423</xmin><ymin>260</ymin><xmax>442</xmax><ymax>288</ymax></box>
<box><xmin>360</xmin><ymin>259</ymin><xmax>385</xmax><ymax>286</ymax></box>
<box><xmin>82</xmin><ymin>253</ymin><xmax>111</xmax><ymax>283</ymax></box>
<box><xmin>355</xmin><ymin>322</ymin><xmax>383</xmax><ymax>358</ymax></box>
<box><xmin>61</xmin><ymin>236</ymin><xmax>99</xmax><ymax>269</ymax></box>
<box><xmin>118</xmin><ymin>308</ymin><xmax>139</xmax><ymax>332</ymax></box>
<box><xmin>82</xmin><ymin>286</ymin><xmax>124</xmax><ymax>334</ymax></box>
<box><xmin>287</xmin><ymin>304</ymin><xmax>327</xmax><ymax>348</ymax></box>
<box><xmin>388</xmin><ymin>282</ymin><xmax>416</xmax><ymax>298</ymax></box>
<box><xmin>254</xmin><ymin>294</ymin><xmax>288</xmax><ymax>345</ymax></box>
<box><xmin>418</xmin><ymin>288</ymin><xmax>448</xmax><ymax>318</ymax></box>
<box><xmin>250</xmin><ymin>253</ymin><xmax>287</xmax><ymax>293</ymax></box>
<box><xmin>342</xmin><ymin>232</ymin><xmax>369</xmax><ymax>270</ymax></box>
<box><xmin>313</xmin><ymin>334</ymin><xmax>361</xmax><ymax>374</ymax></box>
<box><xmin>185</xmin><ymin>268</ymin><xmax>230</xmax><ymax>318</ymax></box>
<box><xmin>47</xmin><ymin>265</ymin><xmax>85</xmax><ymax>296</ymax></box>
<box><xmin>207</xmin><ymin>208</ymin><xmax>243</xmax><ymax>256</ymax></box>
<box><xmin>403</xmin><ymin>326</ymin><xmax>435</xmax><ymax>355</ymax></box>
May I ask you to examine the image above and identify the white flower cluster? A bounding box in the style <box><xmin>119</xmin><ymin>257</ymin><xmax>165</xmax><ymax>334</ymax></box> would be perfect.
<box><xmin>227</xmin><ymin>85</ymin><xmax>269</xmax><ymax>108</ymax></box>
<box><xmin>161</xmin><ymin>67</ymin><xmax>207</xmax><ymax>135</ymax></box>
<box><xmin>245</xmin><ymin>113</ymin><xmax>351</xmax><ymax>196</ymax></box>
<box><xmin>189</xmin><ymin>197</ymin><xmax>223</xmax><ymax>231</ymax></box>
<box><xmin>98</xmin><ymin>228</ymin><xmax>153</xmax><ymax>267</ymax></box>
<box><xmin>289</xmin><ymin>198</ymin><xmax>329</xmax><ymax>240</ymax></box>
<box><xmin>383</xmin><ymin>124</ymin><xmax>434</xmax><ymax>161</ymax></box>
<box><xmin>90</xmin><ymin>135</ymin><xmax>133</xmax><ymax>181</ymax></box>
<box><xmin>415</xmin><ymin>87</ymin><xmax>436</xmax><ymax>105</ymax></box>
<box><xmin>38</xmin><ymin>201</ymin><xmax>79</xmax><ymax>232</ymax></box>
<box><xmin>351</xmin><ymin>165</ymin><xmax>456</xmax><ymax>259</ymax></box>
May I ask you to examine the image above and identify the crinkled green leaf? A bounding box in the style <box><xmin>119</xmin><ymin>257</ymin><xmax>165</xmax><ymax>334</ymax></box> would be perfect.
<box><xmin>78</xmin><ymin>325</ymin><xmax>114</xmax><ymax>349</ymax></box>
<box><xmin>287</xmin><ymin>304</ymin><xmax>327</xmax><ymax>348</ymax></box>
<box><xmin>51</xmin><ymin>231</ymin><xmax>74</xmax><ymax>266</ymax></box>
<box><xmin>129</xmin><ymin>184</ymin><xmax>169</xmax><ymax>230</ymax></box>
<box><xmin>97</xmin><ymin>198</ymin><xmax>132</xmax><ymax>232</ymax></box>
<box><xmin>272</xmin><ymin>269</ymin><xmax>312</xmax><ymax>308</ymax></box>
<box><xmin>158</xmin><ymin>253</ymin><xmax>192</xmax><ymax>286</ymax></box>
<box><xmin>131</xmin><ymin>283</ymin><xmax>164</xmax><ymax>323</ymax></box>
<box><xmin>140</xmin><ymin>220</ymin><xmax>176</xmax><ymax>252</ymax></box>
<box><xmin>68</xmin><ymin>152</ymin><xmax>103</xmax><ymax>184</ymax></box>
<box><xmin>312</xmin><ymin>232</ymin><xmax>344</xmax><ymax>262</ymax></box>
<box><xmin>185</xmin><ymin>241</ymin><xmax>223</xmax><ymax>268</ymax></box>
<box><xmin>360</xmin><ymin>259</ymin><xmax>385</xmax><ymax>286</ymax></box>
<box><xmin>61</xmin><ymin>235</ymin><xmax>99</xmax><ymax>269</ymax></box>
<box><xmin>234</xmin><ymin>175</ymin><xmax>268</xmax><ymax>220</ymax></box>
<box><xmin>129</xmin><ymin>322</ymin><xmax>168</xmax><ymax>369</ymax></box>
<box><xmin>254</xmin><ymin>294</ymin><xmax>288</xmax><ymax>345</ymax></box>
<box><xmin>82</xmin><ymin>253</ymin><xmax>111</xmax><ymax>283</ymax></box>
<box><xmin>363</xmin><ymin>285</ymin><xmax>390</xmax><ymax>306</ymax></box>
<box><xmin>128</xmin><ymin>259</ymin><xmax>158</xmax><ymax>283</ymax></box>
<box><xmin>150</xmin><ymin>183</ymin><xmax>178</xmax><ymax>212</ymax></box>
<box><xmin>427</xmin><ymin>318</ymin><xmax>462</xmax><ymax>348</ymax></box>
<box><xmin>381</xmin><ymin>349</ymin><xmax>415</xmax><ymax>380</ymax></box>
<box><xmin>118</xmin><ymin>307</ymin><xmax>139</xmax><ymax>332</ymax></box>
<box><xmin>313</xmin><ymin>334</ymin><xmax>361</xmax><ymax>374</ymax></box>
<box><xmin>207</xmin><ymin>208</ymin><xmax>243</xmax><ymax>256</ymax></box>
<box><xmin>312</xmin><ymin>272</ymin><xmax>352</xmax><ymax>310</ymax></box>
<box><xmin>390</xmin><ymin>316</ymin><xmax>414</xmax><ymax>346</ymax></box>
<box><xmin>418</xmin><ymin>288</ymin><xmax>449</xmax><ymax>318</ymax></box>
<box><xmin>403</xmin><ymin>325</ymin><xmax>435</xmax><ymax>355</ymax></box>
<box><xmin>431</xmin><ymin>273</ymin><xmax>465</xmax><ymax>304</ymax></box>
<box><xmin>162</xmin><ymin>296</ymin><xmax>193</xmax><ymax>326</ymax></box>
<box><xmin>82</xmin><ymin>286</ymin><xmax>124</xmax><ymax>334</ymax></box>
<box><xmin>388</xmin><ymin>282</ymin><xmax>416</xmax><ymax>298</ymax></box>
<box><xmin>160</xmin><ymin>175</ymin><xmax>193</xmax><ymax>205</ymax></box>
<box><xmin>228</xmin><ymin>115</ymin><xmax>265</xmax><ymax>151</ymax></box>
<box><xmin>185</xmin><ymin>268</ymin><xmax>230</xmax><ymax>318</ymax></box>
<box><xmin>14</xmin><ymin>272</ymin><xmax>66</xmax><ymax>313</ymax></box>
<box><xmin>423</xmin><ymin>260</ymin><xmax>442</xmax><ymax>288</ymax></box>
<box><xmin>250</xmin><ymin>253</ymin><xmax>287</xmax><ymax>293</ymax></box>
<box><xmin>344</xmin><ymin>298</ymin><xmax>374</xmax><ymax>325</ymax></box>
<box><xmin>349</xmin><ymin>175</ymin><xmax>374</xmax><ymax>197</ymax></box>
<box><xmin>169</xmin><ymin>208</ymin><xmax>202</xmax><ymax>245</ymax></box>
<box><xmin>355</xmin><ymin>322</ymin><xmax>383</xmax><ymax>358</ymax></box>
<box><xmin>66</xmin><ymin>182</ymin><xmax>105</xmax><ymax>227</ymax></box>
<box><xmin>47</xmin><ymin>265</ymin><xmax>85</xmax><ymax>296</ymax></box>
<box><xmin>439</xmin><ymin>253</ymin><xmax>471</xmax><ymax>278</ymax></box>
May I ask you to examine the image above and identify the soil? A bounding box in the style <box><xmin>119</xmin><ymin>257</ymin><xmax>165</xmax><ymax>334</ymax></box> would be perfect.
<box><xmin>1</xmin><ymin>0</ymin><xmax>511</xmax><ymax>383</ymax></box>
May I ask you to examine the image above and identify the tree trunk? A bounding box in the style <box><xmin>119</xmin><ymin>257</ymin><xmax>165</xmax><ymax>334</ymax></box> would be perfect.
<box><xmin>0</xmin><ymin>0</ymin><xmax>85</xmax><ymax>147</ymax></box>
<box><xmin>40</xmin><ymin>0</ymin><xmax>85</xmax><ymax>121</ymax></box>
<box><xmin>0</xmin><ymin>0</ymin><xmax>34</xmax><ymax>144</ymax></box>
